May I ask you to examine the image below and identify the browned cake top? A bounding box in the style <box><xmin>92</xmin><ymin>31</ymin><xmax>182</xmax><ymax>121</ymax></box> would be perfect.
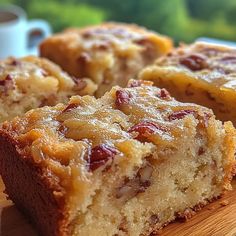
<box><xmin>1</xmin><ymin>80</ymin><xmax>214</xmax><ymax>177</ymax></box>
<box><xmin>0</xmin><ymin>56</ymin><xmax>99</xmax><ymax>95</ymax></box>
<box><xmin>155</xmin><ymin>42</ymin><xmax>236</xmax><ymax>90</ymax></box>
<box><xmin>0</xmin><ymin>56</ymin><xmax>75</xmax><ymax>94</ymax></box>
<box><xmin>0</xmin><ymin>56</ymin><xmax>99</xmax><ymax>122</ymax></box>
<box><xmin>46</xmin><ymin>22</ymin><xmax>172</xmax><ymax>56</ymax></box>
<box><xmin>40</xmin><ymin>22</ymin><xmax>173</xmax><ymax>97</ymax></box>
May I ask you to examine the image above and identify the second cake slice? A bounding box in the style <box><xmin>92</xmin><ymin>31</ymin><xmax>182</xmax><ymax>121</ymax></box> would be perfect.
<box><xmin>40</xmin><ymin>22</ymin><xmax>173</xmax><ymax>97</ymax></box>
<box><xmin>139</xmin><ymin>42</ymin><xmax>236</xmax><ymax>125</ymax></box>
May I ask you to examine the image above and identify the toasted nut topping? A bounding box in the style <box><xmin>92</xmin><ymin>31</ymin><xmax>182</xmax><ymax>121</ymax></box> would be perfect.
<box><xmin>0</xmin><ymin>74</ymin><xmax>12</xmax><ymax>86</ymax></box>
<box><xmin>129</xmin><ymin>121</ymin><xmax>167</xmax><ymax>142</ymax></box>
<box><xmin>179</xmin><ymin>54</ymin><xmax>207</xmax><ymax>71</ymax></box>
<box><xmin>198</xmin><ymin>147</ymin><xmax>205</xmax><ymax>156</ymax></box>
<box><xmin>62</xmin><ymin>103</ymin><xmax>80</xmax><ymax>112</ymax></box>
<box><xmin>168</xmin><ymin>110</ymin><xmax>196</xmax><ymax>121</ymax></box>
<box><xmin>115</xmin><ymin>90</ymin><xmax>132</xmax><ymax>107</ymax></box>
<box><xmin>158</xmin><ymin>88</ymin><xmax>171</xmax><ymax>100</ymax></box>
<box><xmin>116</xmin><ymin>164</ymin><xmax>153</xmax><ymax>202</ymax></box>
<box><xmin>150</xmin><ymin>214</ymin><xmax>160</xmax><ymax>225</ymax></box>
<box><xmin>89</xmin><ymin>144</ymin><xmax>118</xmax><ymax>171</ymax></box>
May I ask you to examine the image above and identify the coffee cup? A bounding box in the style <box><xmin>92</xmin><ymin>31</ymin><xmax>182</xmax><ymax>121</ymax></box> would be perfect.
<box><xmin>0</xmin><ymin>5</ymin><xmax>51</xmax><ymax>59</ymax></box>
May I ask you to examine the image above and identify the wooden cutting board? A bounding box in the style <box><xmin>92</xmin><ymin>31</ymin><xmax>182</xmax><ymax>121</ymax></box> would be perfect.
<box><xmin>0</xmin><ymin>178</ymin><xmax>236</xmax><ymax>236</ymax></box>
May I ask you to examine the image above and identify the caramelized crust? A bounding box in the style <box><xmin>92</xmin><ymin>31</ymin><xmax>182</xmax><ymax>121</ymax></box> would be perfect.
<box><xmin>0</xmin><ymin>132</ymin><xmax>69</xmax><ymax>236</ymax></box>
<box><xmin>40</xmin><ymin>22</ymin><xmax>173</xmax><ymax>97</ymax></box>
<box><xmin>0</xmin><ymin>80</ymin><xmax>235</xmax><ymax>236</ymax></box>
<box><xmin>139</xmin><ymin>42</ymin><xmax>236</xmax><ymax>125</ymax></box>
<box><xmin>0</xmin><ymin>56</ymin><xmax>97</xmax><ymax>122</ymax></box>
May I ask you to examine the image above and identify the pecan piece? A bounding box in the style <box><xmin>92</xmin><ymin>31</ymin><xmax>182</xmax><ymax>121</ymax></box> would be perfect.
<box><xmin>89</xmin><ymin>144</ymin><xmax>118</xmax><ymax>171</ymax></box>
<box><xmin>9</xmin><ymin>58</ymin><xmax>21</xmax><ymax>66</ymax></box>
<box><xmin>127</xmin><ymin>80</ymin><xmax>143</xmax><ymax>88</ymax></box>
<box><xmin>179</xmin><ymin>54</ymin><xmax>207</xmax><ymax>71</ymax></box>
<box><xmin>0</xmin><ymin>74</ymin><xmax>14</xmax><ymax>94</ymax></box>
<box><xmin>115</xmin><ymin>90</ymin><xmax>132</xmax><ymax>107</ymax></box>
<box><xmin>220</xmin><ymin>56</ymin><xmax>236</xmax><ymax>63</ymax></box>
<box><xmin>129</xmin><ymin>121</ymin><xmax>167</xmax><ymax>142</ymax></box>
<box><xmin>198</xmin><ymin>147</ymin><xmax>205</xmax><ymax>156</ymax></box>
<box><xmin>168</xmin><ymin>110</ymin><xmax>196</xmax><ymax>121</ymax></box>
<box><xmin>149</xmin><ymin>214</ymin><xmax>160</xmax><ymax>225</ymax></box>
<box><xmin>58</xmin><ymin>125</ymin><xmax>68</xmax><ymax>135</ymax></box>
<box><xmin>62</xmin><ymin>103</ymin><xmax>80</xmax><ymax>112</ymax></box>
<box><xmin>116</xmin><ymin>164</ymin><xmax>153</xmax><ymax>202</ymax></box>
<box><xmin>0</xmin><ymin>74</ymin><xmax>12</xmax><ymax>86</ymax></box>
<box><xmin>157</xmin><ymin>88</ymin><xmax>171</xmax><ymax>100</ymax></box>
<box><xmin>169</xmin><ymin>110</ymin><xmax>212</xmax><ymax>128</ymax></box>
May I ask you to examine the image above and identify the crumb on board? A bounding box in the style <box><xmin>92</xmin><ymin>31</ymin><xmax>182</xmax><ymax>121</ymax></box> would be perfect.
<box><xmin>207</xmin><ymin>205</ymin><xmax>216</xmax><ymax>210</ymax></box>
<box><xmin>220</xmin><ymin>200</ymin><xmax>229</xmax><ymax>207</ymax></box>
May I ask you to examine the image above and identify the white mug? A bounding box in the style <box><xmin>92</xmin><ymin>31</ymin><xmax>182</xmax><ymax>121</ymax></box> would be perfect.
<box><xmin>0</xmin><ymin>5</ymin><xmax>51</xmax><ymax>59</ymax></box>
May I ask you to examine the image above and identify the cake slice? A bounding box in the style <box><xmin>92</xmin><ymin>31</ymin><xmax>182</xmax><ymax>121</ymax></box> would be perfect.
<box><xmin>139</xmin><ymin>42</ymin><xmax>236</xmax><ymax>125</ymax></box>
<box><xmin>0</xmin><ymin>56</ymin><xmax>97</xmax><ymax>122</ymax></box>
<box><xmin>0</xmin><ymin>80</ymin><xmax>235</xmax><ymax>236</ymax></box>
<box><xmin>40</xmin><ymin>22</ymin><xmax>173</xmax><ymax>97</ymax></box>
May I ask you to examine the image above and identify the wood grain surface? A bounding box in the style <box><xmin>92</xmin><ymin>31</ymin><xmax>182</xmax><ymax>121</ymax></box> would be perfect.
<box><xmin>0</xmin><ymin>178</ymin><xmax>236</xmax><ymax>236</ymax></box>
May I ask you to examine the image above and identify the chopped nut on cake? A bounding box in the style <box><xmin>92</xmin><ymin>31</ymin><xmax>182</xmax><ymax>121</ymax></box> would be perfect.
<box><xmin>0</xmin><ymin>80</ymin><xmax>235</xmax><ymax>236</ymax></box>
<box><xmin>40</xmin><ymin>22</ymin><xmax>173</xmax><ymax>97</ymax></box>
<box><xmin>139</xmin><ymin>42</ymin><xmax>236</xmax><ymax>125</ymax></box>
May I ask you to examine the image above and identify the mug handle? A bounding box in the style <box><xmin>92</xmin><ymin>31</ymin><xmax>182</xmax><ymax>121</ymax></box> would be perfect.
<box><xmin>26</xmin><ymin>20</ymin><xmax>51</xmax><ymax>55</ymax></box>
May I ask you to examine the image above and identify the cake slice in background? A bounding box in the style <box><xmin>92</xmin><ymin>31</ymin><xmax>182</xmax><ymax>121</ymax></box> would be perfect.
<box><xmin>0</xmin><ymin>56</ymin><xmax>97</xmax><ymax>122</ymax></box>
<box><xmin>0</xmin><ymin>80</ymin><xmax>235</xmax><ymax>236</ymax></box>
<box><xmin>139</xmin><ymin>42</ymin><xmax>236</xmax><ymax>125</ymax></box>
<box><xmin>40</xmin><ymin>22</ymin><xmax>173</xmax><ymax>97</ymax></box>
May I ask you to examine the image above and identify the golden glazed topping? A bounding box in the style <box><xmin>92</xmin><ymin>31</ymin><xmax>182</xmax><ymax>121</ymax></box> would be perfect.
<box><xmin>2</xmin><ymin>80</ymin><xmax>214</xmax><ymax>185</ymax></box>
<box><xmin>0</xmin><ymin>56</ymin><xmax>74</xmax><ymax>92</ymax></box>
<box><xmin>0</xmin><ymin>56</ymin><xmax>97</xmax><ymax>122</ymax></box>
<box><xmin>139</xmin><ymin>42</ymin><xmax>236</xmax><ymax>125</ymax></box>
<box><xmin>40</xmin><ymin>22</ymin><xmax>172</xmax><ymax>96</ymax></box>
<box><xmin>156</xmin><ymin>42</ymin><xmax>236</xmax><ymax>90</ymax></box>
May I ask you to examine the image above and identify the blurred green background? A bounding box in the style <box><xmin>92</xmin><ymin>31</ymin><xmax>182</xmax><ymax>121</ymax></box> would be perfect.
<box><xmin>1</xmin><ymin>0</ymin><xmax>236</xmax><ymax>43</ymax></box>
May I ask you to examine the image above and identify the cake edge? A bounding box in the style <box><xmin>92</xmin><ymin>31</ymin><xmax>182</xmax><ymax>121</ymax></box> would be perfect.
<box><xmin>0</xmin><ymin>120</ymin><xmax>235</xmax><ymax>236</ymax></box>
<box><xmin>0</xmin><ymin>130</ymin><xmax>69</xmax><ymax>236</ymax></box>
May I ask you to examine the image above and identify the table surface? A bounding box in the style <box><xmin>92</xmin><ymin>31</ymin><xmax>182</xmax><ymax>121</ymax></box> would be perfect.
<box><xmin>1</xmin><ymin>178</ymin><xmax>236</xmax><ymax>236</ymax></box>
